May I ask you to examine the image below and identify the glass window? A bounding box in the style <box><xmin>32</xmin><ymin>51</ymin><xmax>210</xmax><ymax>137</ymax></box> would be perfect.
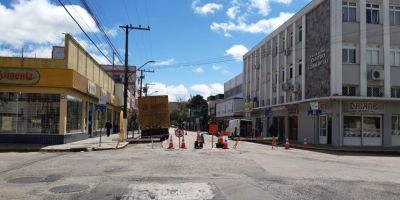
<box><xmin>343</xmin><ymin>2</ymin><xmax>357</xmax><ymax>22</ymax></box>
<box><xmin>391</xmin><ymin>50</ymin><xmax>400</xmax><ymax>66</ymax></box>
<box><xmin>344</xmin><ymin>116</ymin><xmax>361</xmax><ymax>137</ymax></box>
<box><xmin>319</xmin><ymin>116</ymin><xmax>327</xmax><ymax>136</ymax></box>
<box><xmin>289</xmin><ymin>67</ymin><xmax>293</xmax><ymax>79</ymax></box>
<box><xmin>0</xmin><ymin>93</ymin><xmax>60</xmax><ymax>134</ymax></box>
<box><xmin>66</xmin><ymin>96</ymin><xmax>83</xmax><ymax>133</ymax></box>
<box><xmin>363</xmin><ymin>116</ymin><xmax>381</xmax><ymax>138</ymax></box>
<box><xmin>390</xmin><ymin>6</ymin><xmax>400</xmax><ymax>25</ymax></box>
<box><xmin>298</xmin><ymin>26</ymin><xmax>302</xmax><ymax>42</ymax></box>
<box><xmin>343</xmin><ymin>86</ymin><xmax>357</xmax><ymax>96</ymax></box>
<box><xmin>298</xmin><ymin>62</ymin><xmax>302</xmax><ymax>75</ymax></box>
<box><xmin>366</xmin><ymin>4</ymin><xmax>380</xmax><ymax>24</ymax></box>
<box><xmin>367</xmin><ymin>86</ymin><xmax>383</xmax><ymax>97</ymax></box>
<box><xmin>393</xmin><ymin>115</ymin><xmax>400</xmax><ymax>135</ymax></box>
<box><xmin>367</xmin><ymin>49</ymin><xmax>379</xmax><ymax>65</ymax></box>
<box><xmin>391</xmin><ymin>87</ymin><xmax>400</xmax><ymax>98</ymax></box>
<box><xmin>343</xmin><ymin>48</ymin><xmax>356</xmax><ymax>64</ymax></box>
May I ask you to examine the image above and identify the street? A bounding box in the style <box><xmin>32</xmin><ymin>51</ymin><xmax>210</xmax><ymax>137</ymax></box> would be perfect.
<box><xmin>0</xmin><ymin>129</ymin><xmax>400</xmax><ymax>200</ymax></box>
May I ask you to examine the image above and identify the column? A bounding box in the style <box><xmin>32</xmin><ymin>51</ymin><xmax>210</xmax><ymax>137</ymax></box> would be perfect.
<box><xmin>270</xmin><ymin>41</ymin><xmax>273</xmax><ymax>104</ymax></box>
<box><xmin>277</xmin><ymin>34</ymin><xmax>281</xmax><ymax>103</ymax></box>
<box><xmin>301</xmin><ymin>16</ymin><xmax>306</xmax><ymax>100</ymax></box>
<box><xmin>81</xmin><ymin>101</ymin><xmax>86</xmax><ymax>133</ymax></box>
<box><xmin>360</xmin><ymin>0</ymin><xmax>367</xmax><ymax>96</ymax></box>
<box><xmin>59</xmin><ymin>94</ymin><xmax>67</xmax><ymax>135</ymax></box>
<box><xmin>383</xmin><ymin>0</ymin><xmax>391</xmax><ymax>97</ymax></box>
<box><xmin>292</xmin><ymin>23</ymin><xmax>297</xmax><ymax>101</ymax></box>
<box><xmin>284</xmin><ymin>29</ymin><xmax>288</xmax><ymax>103</ymax></box>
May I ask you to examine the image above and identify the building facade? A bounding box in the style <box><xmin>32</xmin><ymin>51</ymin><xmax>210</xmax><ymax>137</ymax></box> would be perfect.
<box><xmin>243</xmin><ymin>0</ymin><xmax>400</xmax><ymax>147</ymax></box>
<box><xmin>216</xmin><ymin>73</ymin><xmax>244</xmax><ymax>131</ymax></box>
<box><xmin>0</xmin><ymin>34</ymin><xmax>124</xmax><ymax>144</ymax></box>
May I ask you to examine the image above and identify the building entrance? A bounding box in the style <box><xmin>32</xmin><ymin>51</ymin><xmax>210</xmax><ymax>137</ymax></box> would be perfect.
<box><xmin>288</xmin><ymin>116</ymin><xmax>298</xmax><ymax>141</ymax></box>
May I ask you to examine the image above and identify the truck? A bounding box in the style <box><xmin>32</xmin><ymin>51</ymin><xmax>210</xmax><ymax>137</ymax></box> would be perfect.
<box><xmin>138</xmin><ymin>95</ymin><xmax>170</xmax><ymax>141</ymax></box>
<box><xmin>226</xmin><ymin>119</ymin><xmax>252</xmax><ymax>138</ymax></box>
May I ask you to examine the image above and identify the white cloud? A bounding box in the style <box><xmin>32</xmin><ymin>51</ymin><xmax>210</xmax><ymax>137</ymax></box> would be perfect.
<box><xmin>192</xmin><ymin>0</ymin><xmax>223</xmax><ymax>15</ymax></box>
<box><xmin>0</xmin><ymin>0</ymin><xmax>98</xmax><ymax>48</ymax></box>
<box><xmin>194</xmin><ymin>67</ymin><xmax>204</xmax><ymax>73</ymax></box>
<box><xmin>212</xmin><ymin>65</ymin><xmax>221</xmax><ymax>71</ymax></box>
<box><xmin>190</xmin><ymin>83</ymin><xmax>224</xmax><ymax>97</ymax></box>
<box><xmin>250</xmin><ymin>0</ymin><xmax>270</xmax><ymax>16</ymax></box>
<box><xmin>211</xmin><ymin>12</ymin><xmax>294</xmax><ymax>36</ymax></box>
<box><xmin>148</xmin><ymin>82</ymin><xmax>189</xmax><ymax>102</ymax></box>
<box><xmin>226</xmin><ymin>44</ymin><xmax>248</xmax><ymax>61</ymax></box>
<box><xmin>226</xmin><ymin>6</ymin><xmax>239</xmax><ymax>19</ymax></box>
<box><xmin>153</xmin><ymin>58</ymin><xmax>175</xmax><ymax>66</ymax></box>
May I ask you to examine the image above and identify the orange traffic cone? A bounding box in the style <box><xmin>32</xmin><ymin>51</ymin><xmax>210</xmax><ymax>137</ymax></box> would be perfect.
<box><xmin>285</xmin><ymin>138</ymin><xmax>290</xmax><ymax>150</ymax></box>
<box><xmin>223</xmin><ymin>136</ymin><xmax>229</xmax><ymax>149</ymax></box>
<box><xmin>303</xmin><ymin>137</ymin><xmax>308</xmax><ymax>150</ymax></box>
<box><xmin>167</xmin><ymin>135</ymin><xmax>174</xmax><ymax>149</ymax></box>
<box><xmin>180</xmin><ymin>136</ymin><xmax>187</xmax><ymax>149</ymax></box>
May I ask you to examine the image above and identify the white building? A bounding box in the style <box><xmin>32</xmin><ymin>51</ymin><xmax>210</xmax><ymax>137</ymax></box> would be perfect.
<box><xmin>243</xmin><ymin>0</ymin><xmax>400</xmax><ymax>147</ymax></box>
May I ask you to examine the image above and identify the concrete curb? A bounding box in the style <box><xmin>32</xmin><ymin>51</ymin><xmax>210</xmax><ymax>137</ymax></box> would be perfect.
<box><xmin>0</xmin><ymin>142</ymin><xmax>129</xmax><ymax>153</ymax></box>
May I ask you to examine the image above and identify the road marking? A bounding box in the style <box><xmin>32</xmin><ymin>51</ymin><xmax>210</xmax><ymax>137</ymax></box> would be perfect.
<box><xmin>121</xmin><ymin>182</ymin><xmax>215</xmax><ymax>200</ymax></box>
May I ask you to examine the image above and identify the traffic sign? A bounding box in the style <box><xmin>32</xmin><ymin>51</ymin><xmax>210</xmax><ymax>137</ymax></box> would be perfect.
<box><xmin>310</xmin><ymin>102</ymin><xmax>319</xmax><ymax>111</ymax></box>
<box><xmin>99</xmin><ymin>95</ymin><xmax>107</xmax><ymax>105</ymax></box>
<box><xmin>97</xmin><ymin>105</ymin><xmax>107</xmax><ymax>112</ymax></box>
<box><xmin>175</xmin><ymin>129</ymin><xmax>184</xmax><ymax>138</ymax></box>
<box><xmin>209</xmin><ymin>124</ymin><xmax>217</xmax><ymax>134</ymax></box>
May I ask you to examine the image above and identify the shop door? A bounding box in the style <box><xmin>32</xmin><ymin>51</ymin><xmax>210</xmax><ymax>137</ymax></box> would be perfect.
<box><xmin>362</xmin><ymin>115</ymin><xmax>382</xmax><ymax>146</ymax></box>
<box><xmin>278</xmin><ymin>117</ymin><xmax>285</xmax><ymax>141</ymax></box>
<box><xmin>288</xmin><ymin>117</ymin><xmax>298</xmax><ymax>141</ymax></box>
<box><xmin>319</xmin><ymin>115</ymin><xmax>328</xmax><ymax>144</ymax></box>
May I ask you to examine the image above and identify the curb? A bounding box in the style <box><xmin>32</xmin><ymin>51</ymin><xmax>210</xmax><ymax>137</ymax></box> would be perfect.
<box><xmin>0</xmin><ymin>142</ymin><xmax>129</xmax><ymax>153</ymax></box>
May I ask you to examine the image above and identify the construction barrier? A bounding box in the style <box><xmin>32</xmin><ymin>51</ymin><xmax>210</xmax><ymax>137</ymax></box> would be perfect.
<box><xmin>180</xmin><ymin>135</ymin><xmax>187</xmax><ymax>149</ymax></box>
<box><xmin>223</xmin><ymin>136</ymin><xmax>229</xmax><ymax>149</ymax></box>
<box><xmin>167</xmin><ymin>135</ymin><xmax>174</xmax><ymax>149</ymax></box>
<box><xmin>303</xmin><ymin>137</ymin><xmax>308</xmax><ymax>149</ymax></box>
<box><xmin>285</xmin><ymin>138</ymin><xmax>290</xmax><ymax>150</ymax></box>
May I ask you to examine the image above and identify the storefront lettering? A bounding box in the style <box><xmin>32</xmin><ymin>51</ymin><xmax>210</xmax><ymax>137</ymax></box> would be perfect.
<box><xmin>308</xmin><ymin>48</ymin><xmax>329</xmax><ymax>70</ymax></box>
<box><xmin>87</xmin><ymin>81</ymin><xmax>96</xmax><ymax>95</ymax></box>
<box><xmin>346</xmin><ymin>102</ymin><xmax>384</xmax><ymax>113</ymax></box>
<box><xmin>0</xmin><ymin>68</ymin><xmax>40</xmax><ymax>85</ymax></box>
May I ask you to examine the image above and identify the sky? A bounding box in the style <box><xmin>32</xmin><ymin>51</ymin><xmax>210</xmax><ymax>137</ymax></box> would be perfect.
<box><xmin>0</xmin><ymin>0</ymin><xmax>311</xmax><ymax>101</ymax></box>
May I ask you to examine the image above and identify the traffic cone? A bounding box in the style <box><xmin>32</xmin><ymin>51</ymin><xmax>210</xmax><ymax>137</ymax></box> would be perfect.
<box><xmin>303</xmin><ymin>137</ymin><xmax>308</xmax><ymax>150</ymax></box>
<box><xmin>285</xmin><ymin>138</ymin><xmax>290</xmax><ymax>150</ymax></box>
<box><xmin>195</xmin><ymin>131</ymin><xmax>201</xmax><ymax>149</ymax></box>
<box><xmin>223</xmin><ymin>136</ymin><xmax>229</xmax><ymax>149</ymax></box>
<box><xmin>180</xmin><ymin>136</ymin><xmax>187</xmax><ymax>149</ymax></box>
<box><xmin>167</xmin><ymin>135</ymin><xmax>174</xmax><ymax>149</ymax></box>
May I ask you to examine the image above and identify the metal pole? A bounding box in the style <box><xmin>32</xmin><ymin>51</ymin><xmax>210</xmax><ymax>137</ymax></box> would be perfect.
<box><xmin>123</xmin><ymin>25</ymin><xmax>129</xmax><ymax>139</ymax></box>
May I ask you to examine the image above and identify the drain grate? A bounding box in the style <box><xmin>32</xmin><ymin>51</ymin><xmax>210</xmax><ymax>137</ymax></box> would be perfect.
<box><xmin>49</xmin><ymin>184</ymin><xmax>89</xmax><ymax>194</ymax></box>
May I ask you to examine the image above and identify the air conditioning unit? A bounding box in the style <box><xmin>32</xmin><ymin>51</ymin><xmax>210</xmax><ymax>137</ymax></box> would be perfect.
<box><xmin>369</xmin><ymin>70</ymin><xmax>384</xmax><ymax>80</ymax></box>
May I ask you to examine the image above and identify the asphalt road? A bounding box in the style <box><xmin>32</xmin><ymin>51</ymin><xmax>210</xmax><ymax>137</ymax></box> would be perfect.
<box><xmin>0</xmin><ymin>129</ymin><xmax>400</xmax><ymax>200</ymax></box>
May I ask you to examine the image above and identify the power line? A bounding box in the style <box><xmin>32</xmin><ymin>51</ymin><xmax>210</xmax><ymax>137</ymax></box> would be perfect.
<box><xmin>57</xmin><ymin>0</ymin><xmax>113</xmax><ymax>64</ymax></box>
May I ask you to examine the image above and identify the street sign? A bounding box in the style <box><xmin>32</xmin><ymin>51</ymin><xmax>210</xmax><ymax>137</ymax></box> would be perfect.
<box><xmin>265</xmin><ymin>108</ymin><xmax>272</xmax><ymax>117</ymax></box>
<box><xmin>175</xmin><ymin>129</ymin><xmax>184</xmax><ymax>138</ymax></box>
<box><xmin>310</xmin><ymin>102</ymin><xmax>319</xmax><ymax>111</ymax></box>
<box><xmin>209</xmin><ymin>124</ymin><xmax>217</xmax><ymax>135</ymax></box>
<box><xmin>97</xmin><ymin>105</ymin><xmax>107</xmax><ymax>112</ymax></box>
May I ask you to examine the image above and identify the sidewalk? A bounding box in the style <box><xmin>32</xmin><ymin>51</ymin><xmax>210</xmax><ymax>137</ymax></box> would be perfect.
<box><xmin>248</xmin><ymin>139</ymin><xmax>400</xmax><ymax>155</ymax></box>
<box><xmin>0</xmin><ymin>133</ymin><xmax>129</xmax><ymax>153</ymax></box>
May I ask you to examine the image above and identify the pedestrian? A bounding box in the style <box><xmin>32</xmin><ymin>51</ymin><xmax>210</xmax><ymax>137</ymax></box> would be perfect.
<box><xmin>105</xmin><ymin>121</ymin><xmax>112</xmax><ymax>137</ymax></box>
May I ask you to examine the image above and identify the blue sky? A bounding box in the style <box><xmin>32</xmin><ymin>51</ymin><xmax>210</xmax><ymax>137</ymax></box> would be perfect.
<box><xmin>0</xmin><ymin>0</ymin><xmax>310</xmax><ymax>101</ymax></box>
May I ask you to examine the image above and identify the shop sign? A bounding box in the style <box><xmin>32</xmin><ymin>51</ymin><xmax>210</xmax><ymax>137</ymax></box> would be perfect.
<box><xmin>344</xmin><ymin>102</ymin><xmax>384</xmax><ymax>113</ymax></box>
<box><xmin>87</xmin><ymin>81</ymin><xmax>96</xmax><ymax>95</ymax></box>
<box><xmin>0</xmin><ymin>67</ymin><xmax>40</xmax><ymax>85</ymax></box>
<box><xmin>308</xmin><ymin>48</ymin><xmax>329</xmax><ymax>70</ymax></box>
<box><xmin>310</xmin><ymin>102</ymin><xmax>319</xmax><ymax>110</ymax></box>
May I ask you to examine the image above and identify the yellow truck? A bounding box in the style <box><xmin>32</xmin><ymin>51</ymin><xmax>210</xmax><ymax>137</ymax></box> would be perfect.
<box><xmin>138</xmin><ymin>95</ymin><xmax>170</xmax><ymax>140</ymax></box>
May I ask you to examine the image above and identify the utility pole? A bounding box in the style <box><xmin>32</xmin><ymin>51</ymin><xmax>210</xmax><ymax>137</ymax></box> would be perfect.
<box><xmin>138</xmin><ymin>69</ymin><xmax>154</xmax><ymax>97</ymax></box>
<box><xmin>120</xmin><ymin>24</ymin><xmax>150</xmax><ymax>138</ymax></box>
<box><xmin>144</xmin><ymin>83</ymin><xmax>155</xmax><ymax>96</ymax></box>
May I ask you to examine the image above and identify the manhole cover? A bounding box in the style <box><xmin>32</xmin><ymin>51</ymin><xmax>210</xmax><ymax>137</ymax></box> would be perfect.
<box><xmin>8</xmin><ymin>174</ymin><xmax>62</xmax><ymax>184</ymax></box>
<box><xmin>49</xmin><ymin>184</ymin><xmax>89</xmax><ymax>194</ymax></box>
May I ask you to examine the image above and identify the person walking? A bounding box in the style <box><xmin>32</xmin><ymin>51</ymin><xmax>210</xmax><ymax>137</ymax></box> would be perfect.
<box><xmin>105</xmin><ymin>121</ymin><xmax>112</xmax><ymax>137</ymax></box>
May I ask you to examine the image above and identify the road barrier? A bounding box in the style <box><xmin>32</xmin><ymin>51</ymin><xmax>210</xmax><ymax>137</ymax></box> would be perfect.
<box><xmin>180</xmin><ymin>136</ymin><xmax>187</xmax><ymax>149</ymax></box>
<box><xmin>285</xmin><ymin>138</ymin><xmax>290</xmax><ymax>150</ymax></box>
<box><xmin>167</xmin><ymin>135</ymin><xmax>174</xmax><ymax>149</ymax></box>
<box><xmin>303</xmin><ymin>137</ymin><xmax>308</xmax><ymax>149</ymax></box>
<box><xmin>223</xmin><ymin>136</ymin><xmax>229</xmax><ymax>149</ymax></box>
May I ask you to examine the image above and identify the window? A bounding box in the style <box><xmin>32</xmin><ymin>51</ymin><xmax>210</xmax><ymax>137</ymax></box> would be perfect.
<box><xmin>344</xmin><ymin>116</ymin><xmax>361</xmax><ymax>137</ymax></box>
<box><xmin>298</xmin><ymin>26</ymin><xmax>302</xmax><ymax>42</ymax></box>
<box><xmin>391</xmin><ymin>50</ymin><xmax>400</xmax><ymax>66</ymax></box>
<box><xmin>390</xmin><ymin>6</ymin><xmax>400</xmax><ymax>25</ymax></box>
<box><xmin>367</xmin><ymin>49</ymin><xmax>379</xmax><ymax>65</ymax></box>
<box><xmin>298</xmin><ymin>61</ymin><xmax>302</xmax><ymax>75</ymax></box>
<box><xmin>366</xmin><ymin>4</ymin><xmax>380</xmax><ymax>24</ymax></box>
<box><xmin>290</xmin><ymin>32</ymin><xmax>293</xmax><ymax>47</ymax></box>
<box><xmin>391</xmin><ymin>87</ymin><xmax>400</xmax><ymax>98</ymax></box>
<box><xmin>274</xmin><ymin>72</ymin><xmax>278</xmax><ymax>83</ymax></box>
<box><xmin>367</xmin><ymin>86</ymin><xmax>383</xmax><ymax>97</ymax></box>
<box><xmin>281</xmin><ymin>70</ymin><xmax>285</xmax><ymax>82</ymax></box>
<box><xmin>67</xmin><ymin>95</ymin><xmax>83</xmax><ymax>133</ymax></box>
<box><xmin>343</xmin><ymin>2</ymin><xmax>357</xmax><ymax>22</ymax></box>
<box><xmin>392</xmin><ymin>115</ymin><xmax>400</xmax><ymax>136</ymax></box>
<box><xmin>279</xmin><ymin>96</ymin><xmax>284</xmax><ymax>103</ymax></box>
<box><xmin>343</xmin><ymin>48</ymin><xmax>356</xmax><ymax>64</ymax></box>
<box><xmin>289</xmin><ymin>67</ymin><xmax>293</xmax><ymax>79</ymax></box>
<box><xmin>343</xmin><ymin>85</ymin><xmax>357</xmax><ymax>96</ymax></box>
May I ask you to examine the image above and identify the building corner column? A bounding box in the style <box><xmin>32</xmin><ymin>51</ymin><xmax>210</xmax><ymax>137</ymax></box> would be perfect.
<box><xmin>383</xmin><ymin>0</ymin><xmax>391</xmax><ymax>97</ymax></box>
<box><xmin>59</xmin><ymin>94</ymin><xmax>67</xmax><ymax>135</ymax></box>
<box><xmin>360</xmin><ymin>0</ymin><xmax>367</xmax><ymax>96</ymax></box>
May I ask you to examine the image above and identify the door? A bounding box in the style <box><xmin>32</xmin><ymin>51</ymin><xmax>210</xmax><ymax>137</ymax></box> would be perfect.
<box><xmin>288</xmin><ymin>117</ymin><xmax>298</xmax><ymax>141</ymax></box>
<box><xmin>319</xmin><ymin>115</ymin><xmax>328</xmax><ymax>144</ymax></box>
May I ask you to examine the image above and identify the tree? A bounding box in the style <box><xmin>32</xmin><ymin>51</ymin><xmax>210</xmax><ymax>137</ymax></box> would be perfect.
<box><xmin>188</xmin><ymin>95</ymin><xmax>207</xmax><ymax>109</ymax></box>
<box><xmin>170</xmin><ymin>98</ymin><xmax>188</xmax><ymax>127</ymax></box>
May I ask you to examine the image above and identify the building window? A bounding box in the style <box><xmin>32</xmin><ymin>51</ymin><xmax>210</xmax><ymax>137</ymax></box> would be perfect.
<box><xmin>343</xmin><ymin>48</ymin><xmax>356</xmax><ymax>64</ymax></box>
<box><xmin>66</xmin><ymin>96</ymin><xmax>83</xmax><ymax>133</ymax></box>
<box><xmin>343</xmin><ymin>85</ymin><xmax>357</xmax><ymax>96</ymax></box>
<box><xmin>367</xmin><ymin>49</ymin><xmax>379</xmax><ymax>65</ymax></box>
<box><xmin>274</xmin><ymin>72</ymin><xmax>277</xmax><ymax>84</ymax></box>
<box><xmin>289</xmin><ymin>67</ymin><xmax>293</xmax><ymax>79</ymax></box>
<box><xmin>344</xmin><ymin>116</ymin><xmax>362</xmax><ymax>137</ymax></box>
<box><xmin>298</xmin><ymin>61</ymin><xmax>302</xmax><ymax>75</ymax></box>
<box><xmin>391</xmin><ymin>87</ymin><xmax>400</xmax><ymax>98</ymax></box>
<box><xmin>298</xmin><ymin>26</ymin><xmax>302</xmax><ymax>42</ymax></box>
<box><xmin>281</xmin><ymin>70</ymin><xmax>285</xmax><ymax>82</ymax></box>
<box><xmin>367</xmin><ymin>86</ymin><xmax>383</xmax><ymax>97</ymax></box>
<box><xmin>393</xmin><ymin>115</ymin><xmax>400</xmax><ymax>136</ymax></box>
<box><xmin>366</xmin><ymin>4</ymin><xmax>380</xmax><ymax>24</ymax></box>
<box><xmin>391</xmin><ymin>50</ymin><xmax>400</xmax><ymax>66</ymax></box>
<box><xmin>390</xmin><ymin>6</ymin><xmax>400</xmax><ymax>26</ymax></box>
<box><xmin>290</xmin><ymin>32</ymin><xmax>293</xmax><ymax>47</ymax></box>
<box><xmin>343</xmin><ymin>2</ymin><xmax>357</xmax><ymax>22</ymax></box>
<box><xmin>280</xmin><ymin>96</ymin><xmax>284</xmax><ymax>103</ymax></box>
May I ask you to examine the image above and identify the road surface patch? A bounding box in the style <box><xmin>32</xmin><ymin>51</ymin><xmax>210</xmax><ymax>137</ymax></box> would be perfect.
<box><xmin>49</xmin><ymin>184</ymin><xmax>90</xmax><ymax>194</ymax></box>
